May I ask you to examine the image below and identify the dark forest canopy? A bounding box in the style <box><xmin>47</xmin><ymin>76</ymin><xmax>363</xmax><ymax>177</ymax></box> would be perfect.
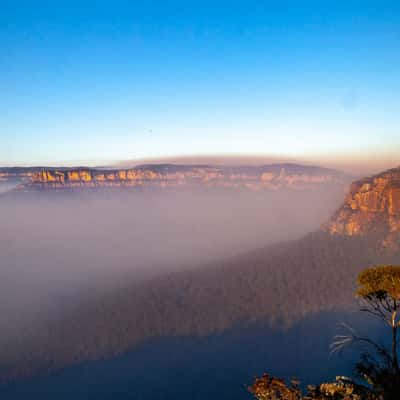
<box><xmin>1</xmin><ymin>232</ymin><xmax>399</xmax><ymax>381</ymax></box>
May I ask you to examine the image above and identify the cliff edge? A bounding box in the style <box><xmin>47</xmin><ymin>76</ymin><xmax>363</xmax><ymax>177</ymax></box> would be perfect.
<box><xmin>324</xmin><ymin>167</ymin><xmax>400</xmax><ymax>248</ymax></box>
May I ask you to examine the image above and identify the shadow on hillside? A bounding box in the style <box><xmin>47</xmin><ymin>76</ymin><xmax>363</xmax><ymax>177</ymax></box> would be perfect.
<box><xmin>0</xmin><ymin>310</ymin><xmax>384</xmax><ymax>400</ymax></box>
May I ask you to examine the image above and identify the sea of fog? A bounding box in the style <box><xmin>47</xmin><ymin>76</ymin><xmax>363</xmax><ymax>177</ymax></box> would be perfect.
<box><xmin>0</xmin><ymin>185</ymin><xmax>347</xmax><ymax>393</ymax></box>
<box><xmin>1</xmin><ymin>187</ymin><xmax>344</xmax><ymax>302</ymax></box>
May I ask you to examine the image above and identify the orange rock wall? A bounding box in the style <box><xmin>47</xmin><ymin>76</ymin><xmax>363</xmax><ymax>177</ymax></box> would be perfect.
<box><xmin>25</xmin><ymin>167</ymin><xmax>346</xmax><ymax>191</ymax></box>
<box><xmin>325</xmin><ymin>168</ymin><xmax>400</xmax><ymax>248</ymax></box>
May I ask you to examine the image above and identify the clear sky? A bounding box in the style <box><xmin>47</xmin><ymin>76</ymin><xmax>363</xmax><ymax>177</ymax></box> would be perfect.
<box><xmin>2</xmin><ymin>0</ymin><xmax>400</xmax><ymax>168</ymax></box>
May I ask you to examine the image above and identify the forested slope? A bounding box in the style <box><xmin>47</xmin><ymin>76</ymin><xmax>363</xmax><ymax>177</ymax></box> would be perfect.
<box><xmin>2</xmin><ymin>232</ymin><xmax>399</xmax><ymax>381</ymax></box>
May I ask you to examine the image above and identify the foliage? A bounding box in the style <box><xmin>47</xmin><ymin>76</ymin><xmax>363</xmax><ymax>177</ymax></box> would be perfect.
<box><xmin>248</xmin><ymin>374</ymin><xmax>373</xmax><ymax>400</ymax></box>
<box><xmin>250</xmin><ymin>266</ymin><xmax>400</xmax><ymax>400</ymax></box>
<box><xmin>249</xmin><ymin>374</ymin><xmax>301</xmax><ymax>400</ymax></box>
<box><xmin>355</xmin><ymin>265</ymin><xmax>400</xmax><ymax>392</ymax></box>
<box><xmin>355</xmin><ymin>353</ymin><xmax>400</xmax><ymax>400</ymax></box>
<box><xmin>357</xmin><ymin>266</ymin><xmax>400</xmax><ymax>305</ymax></box>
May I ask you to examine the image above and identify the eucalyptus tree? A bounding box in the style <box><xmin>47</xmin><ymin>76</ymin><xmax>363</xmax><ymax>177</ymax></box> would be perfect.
<box><xmin>357</xmin><ymin>265</ymin><xmax>400</xmax><ymax>371</ymax></box>
<box><xmin>331</xmin><ymin>265</ymin><xmax>400</xmax><ymax>398</ymax></box>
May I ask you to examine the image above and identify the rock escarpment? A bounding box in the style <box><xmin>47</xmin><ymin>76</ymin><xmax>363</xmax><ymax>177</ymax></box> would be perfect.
<box><xmin>324</xmin><ymin>167</ymin><xmax>400</xmax><ymax>248</ymax></box>
<box><xmin>8</xmin><ymin>163</ymin><xmax>348</xmax><ymax>191</ymax></box>
<box><xmin>0</xmin><ymin>167</ymin><xmax>39</xmax><ymax>183</ymax></box>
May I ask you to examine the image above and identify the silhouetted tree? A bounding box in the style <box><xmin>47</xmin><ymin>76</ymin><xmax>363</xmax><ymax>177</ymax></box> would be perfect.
<box><xmin>357</xmin><ymin>265</ymin><xmax>400</xmax><ymax>372</ymax></box>
<box><xmin>330</xmin><ymin>266</ymin><xmax>400</xmax><ymax>397</ymax></box>
<box><xmin>250</xmin><ymin>265</ymin><xmax>400</xmax><ymax>400</ymax></box>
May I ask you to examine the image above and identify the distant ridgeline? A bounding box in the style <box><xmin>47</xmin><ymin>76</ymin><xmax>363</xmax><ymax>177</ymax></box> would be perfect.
<box><xmin>0</xmin><ymin>163</ymin><xmax>349</xmax><ymax>191</ymax></box>
<box><xmin>324</xmin><ymin>167</ymin><xmax>400</xmax><ymax>249</ymax></box>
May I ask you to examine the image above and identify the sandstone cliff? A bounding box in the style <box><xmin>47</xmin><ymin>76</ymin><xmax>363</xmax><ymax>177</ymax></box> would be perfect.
<box><xmin>324</xmin><ymin>167</ymin><xmax>400</xmax><ymax>248</ymax></box>
<box><xmin>8</xmin><ymin>163</ymin><xmax>348</xmax><ymax>191</ymax></box>
<box><xmin>0</xmin><ymin>167</ymin><xmax>39</xmax><ymax>182</ymax></box>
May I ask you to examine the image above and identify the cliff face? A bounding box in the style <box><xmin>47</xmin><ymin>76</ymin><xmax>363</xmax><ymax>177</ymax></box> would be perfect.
<box><xmin>9</xmin><ymin>164</ymin><xmax>348</xmax><ymax>191</ymax></box>
<box><xmin>324</xmin><ymin>167</ymin><xmax>400</xmax><ymax>248</ymax></box>
<box><xmin>0</xmin><ymin>168</ymin><xmax>37</xmax><ymax>182</ymax></box>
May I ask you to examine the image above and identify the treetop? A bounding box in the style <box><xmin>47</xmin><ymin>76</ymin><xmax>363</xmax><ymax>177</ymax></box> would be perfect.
<box><xmin>357</xmin><ymin>265</ymin><xmax>400</xmax><ymax>300</ymax></box>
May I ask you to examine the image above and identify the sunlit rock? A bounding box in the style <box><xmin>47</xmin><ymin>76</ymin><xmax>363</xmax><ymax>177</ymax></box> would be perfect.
<box><xmin>324</xmin><ymin>167</ymin><xmax>400</xmax><ymax>248</ymax></box>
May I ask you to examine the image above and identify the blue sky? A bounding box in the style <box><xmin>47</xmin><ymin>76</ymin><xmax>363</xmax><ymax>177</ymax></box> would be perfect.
<box><xmin>1</xmin><ymin>0</ymin><xmax>400</xmax><ymax>167</ymax></box>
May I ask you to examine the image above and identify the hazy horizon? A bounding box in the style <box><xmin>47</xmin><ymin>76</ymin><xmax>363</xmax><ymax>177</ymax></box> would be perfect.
<box><xmin>1</xmin><ymin>153</ymin><xmax>398</xmax><ymax>177</ymax></box>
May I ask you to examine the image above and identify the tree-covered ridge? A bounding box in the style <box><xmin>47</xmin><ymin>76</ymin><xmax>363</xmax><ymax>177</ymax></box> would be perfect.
<box><xmin>2</xmin><ymin>233</ymin><xmax>399</xmax><ymax>381</ymax></box>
